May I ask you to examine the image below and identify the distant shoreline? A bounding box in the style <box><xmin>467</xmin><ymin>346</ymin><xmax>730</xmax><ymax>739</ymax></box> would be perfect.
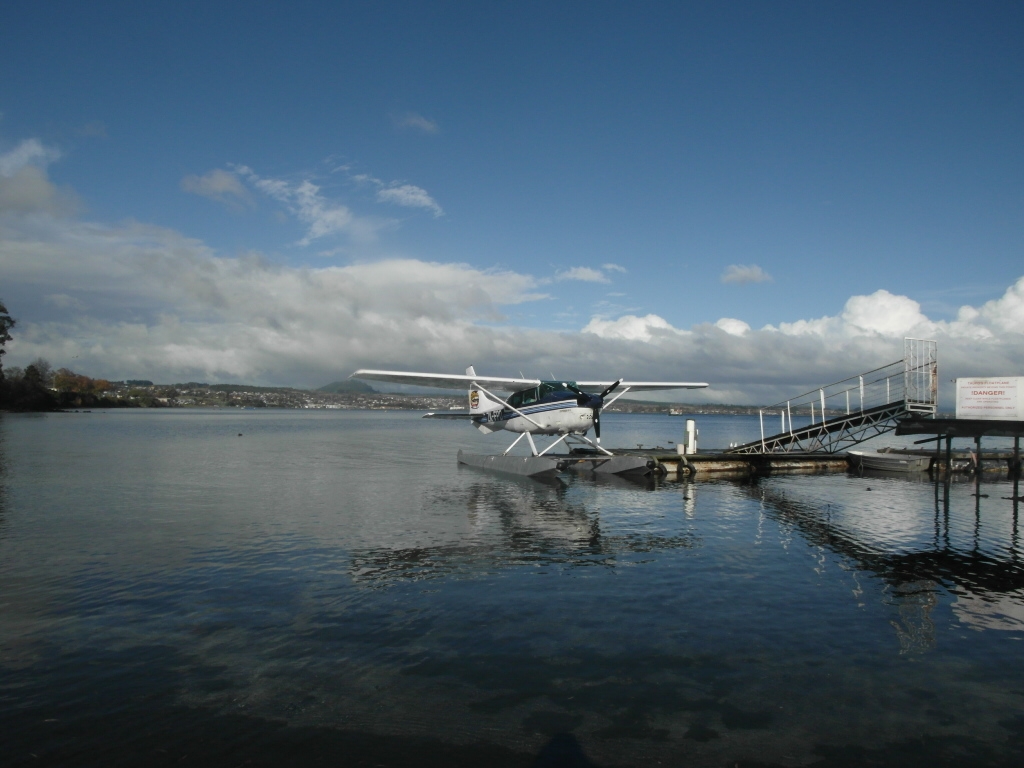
<box><xmin>4</xmin><ymin>380</ymin><xmax>774</xmax><ymax>415</ymax></box>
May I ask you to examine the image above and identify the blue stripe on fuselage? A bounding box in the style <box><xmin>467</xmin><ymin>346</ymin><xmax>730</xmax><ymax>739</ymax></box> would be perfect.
<box><xmin>501</xmin><ymin>397</ymin><xmax>577</xmax><ymax>421</ymax></box>
<box><xmin>472</xmin><ymin>390</ymin><xmax>580</xmax><ymax>425</ymax></box>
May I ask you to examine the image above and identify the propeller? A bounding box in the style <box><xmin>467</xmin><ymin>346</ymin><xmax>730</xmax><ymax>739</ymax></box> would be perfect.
<box><xmin>566</xmin><ymin>379</ymin><xmax>622</xmax><ymax>441</ymax></box>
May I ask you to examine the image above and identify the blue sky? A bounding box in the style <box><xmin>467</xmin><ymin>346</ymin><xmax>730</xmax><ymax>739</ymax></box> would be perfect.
<box><xmin>1</xmin><ymin>2</ymin><xmax>1023</xmax><ymax>403</ymax></box>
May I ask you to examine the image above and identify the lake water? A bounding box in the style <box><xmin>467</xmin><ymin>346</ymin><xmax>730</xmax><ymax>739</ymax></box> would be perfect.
<box><xmin>2</xmin><ymin>409</ymin><xmax>1023</xmax><ymax>767</ymax></box>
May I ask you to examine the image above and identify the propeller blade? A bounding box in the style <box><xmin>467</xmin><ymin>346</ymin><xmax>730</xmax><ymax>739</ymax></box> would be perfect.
<box><xmin>565</xmin><ymin>383</ymin><xmax>589</xmax><ymax>407</ymax></box>
<box><xmin>594</xmin><ymin>411</ymin><xmax>601</xmax><ymax>440</ymax></box>
<box><xmin>599</xmin><ymin>379</ymin><xmax>622</xmax><ymax>398</ymax></box>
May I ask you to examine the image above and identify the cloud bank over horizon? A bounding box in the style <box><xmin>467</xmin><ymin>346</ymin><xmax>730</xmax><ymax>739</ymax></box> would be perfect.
<box><xmin>2</xmin><ymin>143</ymin><xmax>1022</xmax><ymax>406</ymax></box>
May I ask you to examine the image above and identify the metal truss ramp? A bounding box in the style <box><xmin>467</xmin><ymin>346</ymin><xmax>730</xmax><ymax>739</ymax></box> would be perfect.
<box><xmin>727</xmin><ymin>338</ymin><xmax>937</xmax><ymax>455</ymax></box>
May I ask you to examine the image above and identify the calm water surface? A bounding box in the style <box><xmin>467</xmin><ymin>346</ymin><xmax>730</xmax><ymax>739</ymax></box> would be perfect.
<box><xmin>2</xmin><ymin>410</ymin><xmax>1023</xmax><ymax>767</ymax></box>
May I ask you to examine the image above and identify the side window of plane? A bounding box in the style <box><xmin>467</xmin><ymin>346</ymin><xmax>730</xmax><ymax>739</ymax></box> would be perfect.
<box><xmin>522</xmin><ymin>387</ymin><xmax>538</xmax><ymax>405</ymax></box>
<box><xmin>538</xmin><ymin>383</ymin><xmax>563</xmax><ymax>399</ymax></box>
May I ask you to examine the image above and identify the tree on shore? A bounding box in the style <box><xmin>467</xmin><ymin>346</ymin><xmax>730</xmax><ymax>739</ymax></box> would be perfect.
<box><xmin>0</xmin><ymin>304</ymin><xmax>59</xmax><ymax>411</ymax></box>
<box><xmin>0</xmin><ymin>300</ymin><xmax>13</xmax><ymax>382</ymax></box>
<box><xmin>2</xmin><ymin>362</ymin><xmax>58</xmax><ymax>412</ymax></box>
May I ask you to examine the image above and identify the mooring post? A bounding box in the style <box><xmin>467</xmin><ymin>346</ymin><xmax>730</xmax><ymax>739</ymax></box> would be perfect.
<box><xmin>975</xmin><ymin>435</ymin><xmax>982</xmax><ymax>475</ymax></box>
<box><xmin>1013</xmin><ymin>436</ymin><xmax>1021</xmax><ymax>478</ymax></box>
<box><xmin>945</xmin><ymin>435</ymin><xmax>952</xmax><ymax>478</ymax></box>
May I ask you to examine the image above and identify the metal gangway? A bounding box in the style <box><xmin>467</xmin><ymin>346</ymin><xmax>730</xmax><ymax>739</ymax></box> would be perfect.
<box><xmin>727</xmin><ymin>338</ymin><xmax>937</xmax><ymax>455</ymax></box>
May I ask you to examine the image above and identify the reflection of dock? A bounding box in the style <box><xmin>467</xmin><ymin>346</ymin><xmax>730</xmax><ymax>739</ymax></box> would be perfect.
<box><xmin>458</xmin><ymin>448</ymin><xmax>849</xmax><ymax>478</ymax></box>
<box><xmin>747</xmin><ymin>471</ymin><xmax>1024</xmax><ymax>638</ymax></box>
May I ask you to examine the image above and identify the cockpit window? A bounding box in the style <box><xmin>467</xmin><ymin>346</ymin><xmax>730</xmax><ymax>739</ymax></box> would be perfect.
<box><xmin>508</xmin><ymin>387</ymin><xmax>538</xmax><ymax>408</ymax></box>
<box><xmin>538</xmin><ymin>382</ymin><xmax>569</xmax><ymax>398</ymax></box>
<box><xmin>508</xmin><ymin>382</ymin><xmax>576</xmax><ymax>409</ymax></box>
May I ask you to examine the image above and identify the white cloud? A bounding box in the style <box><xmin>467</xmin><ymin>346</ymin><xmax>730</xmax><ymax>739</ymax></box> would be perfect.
<box><xmin>842</xmin><ymin>290</ymin><xmax>930</xmax><ymax>336</ymax></box>
<box><xmin>339</xmin><ymin>168</ymin><xmax>443</xmax><ymax>217</ymax></box>
<box><xmin>0</xmin><ymin>138</ymin><xmax>61</xmax><ymax>177</ymax></box>
<box><xmin>236</xmin><ymin>166</ymin><xmax>385</xmax><ymax>245</ymax></box>
<box><xmin>556</xmin><ymin>267</ymin><xmax>610</xmax><ymax>284</ymax></box>
<box><xmin>715</xmin><ymin>318</ymin><xmax>751</xmax><ymax>336</ymax></box>
<box><xmin>396</xmin><ymin>112</ymin><xmax>439</xmax><ymax>134</ymax></box>
<box><xmin>0</xmin><ymin>164</ymin><xmax>78</xmax><ymax>215</ymax></box>
<box><xmin>44</xmin><ymin>293</ymin><xmax>88</xmax><ymax>311</ymax></box>
<box><xmin>582</xmin><ymin>314</ymin><xmax>683</xmax><ymax>342</ymax></box>
<box><xmin>721</xmin><ymin>264</ymin><xmax>773</xmax><ymax>284</ymax></box>
<box><xmin>975</xmin><ymin>275</ymin><xmax>1024</xmax><ymax>334</ymax></box>
<box><xmin>376</xmin><ymin>184</ymin><xmax>443</xmax><ymax>217</ymax></box>
<box><xmin>602</xmin><ymin>263</ymin><xmax>627</xmax><ymax>273</ymax></box>
<box><xmin>181</xmin><ymin>169</ymin><xmax>252</xmax><ymax>209</ymax></box>
<box><xmin>236</xmin><ymin>164</ymin><xmax>443</xmax><ymax>238</ymax></box>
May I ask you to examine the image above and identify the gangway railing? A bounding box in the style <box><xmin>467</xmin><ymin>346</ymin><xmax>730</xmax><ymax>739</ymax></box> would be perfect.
<box><xmin>727</xmin><ymin>338</ymin><xmax>937</xmax><ymax>454</ymax></box>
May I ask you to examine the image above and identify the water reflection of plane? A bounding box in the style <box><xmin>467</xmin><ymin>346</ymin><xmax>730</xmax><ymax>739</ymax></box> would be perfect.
<box><xmin>745</xmin><ymin>476</ymin><xmax>1024</xmax><ymax>647</ymax></box>
<box><xmin>348</xmin><ymin>473</ymin><xmax>694</xmax><ymax>586</ymax></box>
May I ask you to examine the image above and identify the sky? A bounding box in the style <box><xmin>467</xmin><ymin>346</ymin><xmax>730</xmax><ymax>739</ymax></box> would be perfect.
<box><xmin>1</xmin><ymin>1</ymin><xmax>1022</xmax><ymax>405</ymax></box>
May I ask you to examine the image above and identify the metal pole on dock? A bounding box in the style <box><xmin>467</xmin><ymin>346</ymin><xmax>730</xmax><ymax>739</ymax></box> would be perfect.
<box><xmin>787</xmin><ymin>402</ymin><xmax>793</xmax><ymax>436</ymax></box>
<box><xmin>820</xmin><ymin>389</ymin><xmax>827</xmax><ymax>424</ymax></box>
<box><xmin>759</xmin><ymin>410</ymin><xmax>765</xmax><ymax>452</ymax></box>
<box><xmin>859</xmin><ymin>376</ymin><xmax>864</xmax><ymax>411</ymax></box>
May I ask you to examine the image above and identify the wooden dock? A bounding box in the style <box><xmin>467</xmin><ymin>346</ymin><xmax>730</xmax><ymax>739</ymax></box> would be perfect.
<box><xmin>896</xmin><ymin>416</ymin><xmax>1023</xmax><ymax>477</ymax></box>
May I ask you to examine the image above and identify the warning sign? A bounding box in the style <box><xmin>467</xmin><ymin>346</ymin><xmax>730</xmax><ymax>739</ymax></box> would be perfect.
<box><xmin>955</xmin><ymin>377</ymin><xmax>1023</xmax><ymax>420</ymax></box>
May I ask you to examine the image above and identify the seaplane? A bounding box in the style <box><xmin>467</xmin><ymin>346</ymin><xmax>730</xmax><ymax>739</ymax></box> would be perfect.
<box><xmin>349</xmin><ymin>367</ymin><xmax>708</xmax><ymax>476</ymax></box>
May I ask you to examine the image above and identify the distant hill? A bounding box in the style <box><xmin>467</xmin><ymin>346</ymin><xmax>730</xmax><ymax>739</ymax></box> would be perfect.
<box><xmin>318</xmin><ymin>379</ymin><xmax>376</xmax><ymax>394</ymax></box>
<box><xmin>207</xmin><ymin>383</ymin><xmax>301</xmax><ymax>394</ymax></box>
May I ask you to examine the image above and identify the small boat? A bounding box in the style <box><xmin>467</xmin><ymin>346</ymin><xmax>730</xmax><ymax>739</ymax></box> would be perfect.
<box><xmin>848</xmin><ymin>450</ymin><xmax>931</xmax><ymax>472</ymax></box>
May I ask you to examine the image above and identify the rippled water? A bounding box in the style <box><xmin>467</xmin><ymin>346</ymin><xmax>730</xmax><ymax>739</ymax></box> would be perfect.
<box><xmin>2</xmin><ymin>409</ymin><xmax>1024</xmax><ymax>767</ymax></box>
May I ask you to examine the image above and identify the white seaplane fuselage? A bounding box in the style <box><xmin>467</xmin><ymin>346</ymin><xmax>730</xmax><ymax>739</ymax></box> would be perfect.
<box><xmin>476</xmin><ymin>403</ymin><xmax>594</xmax><ymax>435</ymax></box>
<box><xmin>470</xmin><ymin>382</ymin><xmax>594</xmax><ymax>435</ymax></box>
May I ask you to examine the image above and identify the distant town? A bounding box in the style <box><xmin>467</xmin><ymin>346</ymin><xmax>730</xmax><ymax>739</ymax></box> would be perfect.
<box><xmin>75</xmin><ymin>379</ymin><xmax>766</xmax><ymax>415</ymax></box>
<box><xmin>0</xmin><ymin>356</ymin><xmax>767</xmax><ymax>415</ymax></box>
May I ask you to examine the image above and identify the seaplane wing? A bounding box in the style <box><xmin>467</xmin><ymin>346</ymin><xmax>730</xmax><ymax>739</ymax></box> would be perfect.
<box><xmin>350</xmin><ymin>370</ymin><xmax>708</xmax><ymax>393</ymax></box>
<box><xmin>350</xmin><ymin>369</ymin><xmax>540</xmax><ymax>391</ymax></box>
<box><xmin>576</xmin><ymin>380</ymin><xmax>708</xmax><ymax>392</ymax></box>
